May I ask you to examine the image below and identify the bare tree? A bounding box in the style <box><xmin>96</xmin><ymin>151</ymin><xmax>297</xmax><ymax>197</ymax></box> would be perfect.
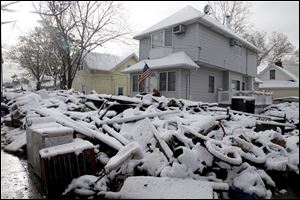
<box><xmin>268</xmin><ymin>32</ymin><xmax>295</xmax><ymax>62</ymax></box>
<box><xmin>244</xmin><ymin>30</ymin><xmax>269</xmax><ymax>65</ymax></box>
<box><xmin>34</xmin><ymin>1</ymin><xmax>130</xmax><ymax>89</ymax></box>
<box><xmin>10</xmin><ymin>27</ymin><xmax>48</xmax><ymax>90</ymax></box>
<box><xmin>207</xmin><ymin>1</ymin><xmax>252</xmax><ymax>35</ymax></box>
<box><xmin>244</xmin><ymin>31</ymin><xmax>295</xmax><ymax>65</ymax></box>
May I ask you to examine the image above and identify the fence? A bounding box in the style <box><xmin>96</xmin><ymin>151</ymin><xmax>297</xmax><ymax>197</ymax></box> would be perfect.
<box><xmin>218</xmin><ymin>90</ymin><xmax>273</xmax><ymax>105</ymax></box>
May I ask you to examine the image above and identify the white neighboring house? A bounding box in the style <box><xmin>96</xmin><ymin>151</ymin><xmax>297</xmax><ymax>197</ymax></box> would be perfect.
<box><xmin>257</xmin><ymin>62</ymin><xmax>299</xmax><ymax>99</ymax></box>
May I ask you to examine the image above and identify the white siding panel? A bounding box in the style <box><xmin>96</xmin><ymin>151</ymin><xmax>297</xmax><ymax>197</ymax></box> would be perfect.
<box><xmin>259</xmin><ymin>66</ymin><xmax>294</xmax><ymax>81</ymax></box>
<box><xmin>189</xmin><ymin>66</ymin><xmax>223</xmax><ymax>102</ymax></box>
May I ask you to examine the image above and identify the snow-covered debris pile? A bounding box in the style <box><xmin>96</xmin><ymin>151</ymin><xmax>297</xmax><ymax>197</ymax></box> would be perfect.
<box><xmin>262</xmin><ymin>102</ymin><xmax>299</xmax><ymax>124</ymax></box>
<box><xmin>1</xmin><ymin>89</ymin><xmax>299</xmax><ymax>199</ymax></box>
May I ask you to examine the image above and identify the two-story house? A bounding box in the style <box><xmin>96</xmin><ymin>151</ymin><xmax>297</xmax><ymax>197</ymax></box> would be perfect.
<box><xmin>123</xmin><ymin>5</ymin><xmax>262</xmax><ymax>103</ymax></box>
<box><xmin>72</xmin><ymin>52</ymin><xmax>138</xmax><ymax>95</ymax></box>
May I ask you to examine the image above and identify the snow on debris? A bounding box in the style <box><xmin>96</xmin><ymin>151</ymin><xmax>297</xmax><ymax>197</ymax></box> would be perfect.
<box><xmin>39</xmin><ymin>138</ymin><xmax>94</xmax><ymax>158</ymax></box>
<box><xmin>104</xmin><ymin>176</ymin><xmax>228</xmax><ymax>199</ymax></box>
<box><xmin>1</xmin><ymin>89</ymin><xmax>299</xmax><ymax>199</ymax></box>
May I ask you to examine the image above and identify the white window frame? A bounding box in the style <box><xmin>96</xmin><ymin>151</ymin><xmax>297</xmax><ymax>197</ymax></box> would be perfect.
<box><xmin>270</xmin><ymin>69</ymin><xmax>276</xmax><ymax>80</ymax></box>
<box><xmin>234</xmin><ymin>44</ymin><xmax>243</xmax><ymax>57</ymax></box>
<box><xmin>132</xmin><ymin>74</ymin><xmax>139</xmax><ymax>92</ymax></box>
<box><xmin>151</xmin><ymin>31</ymin><xmax>164</xmax><ymax>49</ymax></box>
<box><xmin>164</xmin><ymin>29</ymin><xmax>173</xmax><ymax>47</ymax></box>
<box><xmin>116</xmin><ymin>87</ymin><xmax>124</xmax><ymax>96</ymax></box>
<box><xmin>151</xmin><ymin>30</ymin><xmax>173</xmax><ymax>49</ymax></box>
<box><xmin>159</xmin><ymin>71</ymin><xmax>176</xmax><ymax>92</ymax></box>
<box><xmin>208</xmin><ymin>75</ymin><xmax>215</xmax><ymax>93</ymax></box>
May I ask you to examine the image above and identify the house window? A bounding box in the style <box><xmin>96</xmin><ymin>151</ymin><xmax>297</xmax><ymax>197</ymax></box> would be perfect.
<box><xmin>164</xmin><ymin>29</ymin><xmax>172</xmax><ymax>46</ymax></box>
<box><xmin>159</xmin><ymin>71</ymin><xmax>176</xmax><ymax>91</ymax></box>
<box><xmin>159</xmin><ymin>72</ymin><xmax>167</xmax><ymax>91</ymax></box>
<box><xmin>132</xmin><ymin>75</ymin><xmax>138</xmax><ymax>92</ymax></box>
<box><xmin>242</xmin><ymin>82</ymin><xmax>246</xmax><ymax>91</ymax></box>
<box><xmin>81</xmin><ymin>85</ymin><xmax>86</xmax><ymax>94</ymax></box>
<box><xmin>151</xmin><ymin>31</ymin><xmax>164</xmax><ymax>48</ymax></box>
<box><xmin>208</xmin><ymin>76</ymin><xmax>215</xmax><ymax>93</ymax></box>
<box><xmin>117</xmin><ymin>87</ymin><xmax>123</xmax><ymax>95</ymax></box>
<box><xmin>151</xmin><ymin>30</ymin><xmax>173</xmax><ymax>48</ymax></box>
<box><xmin>270</xmin><ymin>70</ymin><xmax>275</xmax><ymax>80</ymax></box>
<box><xmin>168</xmin><ymin>71</ymin><xmax>176</xmax><ymax>91</ymax></box>
<box><xmin>126</xmin><ymin>64</ymin><xmax>131</xmax><ymax>68</ymax></box>
<box><xmin>232</xmin><ymin>80</ymin><xmax>240</xmax><ymax>91</ymax></box>
<box><xmin>234</xmin><ymin>45</ymin><xmax>243</xmax><ymax>56</ymax></box>
<box><xmin>78</xmin><ymin>64</ymin><xmax>84</xmax><ymax>71</ymax></box>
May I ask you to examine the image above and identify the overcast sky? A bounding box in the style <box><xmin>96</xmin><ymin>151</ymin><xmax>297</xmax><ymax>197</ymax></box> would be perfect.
<box><xmin>1</xmin><ymin>1</ymin><xmax>299</xmax><ymax>81</ymax></box>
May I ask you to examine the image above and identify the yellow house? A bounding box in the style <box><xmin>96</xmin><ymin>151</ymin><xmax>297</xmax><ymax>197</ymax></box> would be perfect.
<box><xmin>72</xmin><ymin>52</ymin><xmax>138</xmax><ymax>95</ymax></box>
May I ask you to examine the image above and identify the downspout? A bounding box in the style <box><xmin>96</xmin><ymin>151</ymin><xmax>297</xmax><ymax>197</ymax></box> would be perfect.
<box><xmin>189</xmin><ymin>70</ymin><xmax>191</xmax><ymax>100</ymax></box>
<box><xmin>185</xmin><ymin>70</ymin><xmax>188</xmax><ymax>99</ymax></box>
<box><xmin>246</xmin><ymin>48</ymin><xmax>248</xmax><ymax>90</ymax></box>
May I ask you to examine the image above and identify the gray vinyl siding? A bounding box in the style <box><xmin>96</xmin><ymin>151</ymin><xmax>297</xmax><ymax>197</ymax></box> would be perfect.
<box><xmin>189</xmin><ymin>66</ymin><xmax>223</xmax><ymax>102</ymax></box>
<box><xmin>172</xmin><ymin>23</ymin><xmax>199</xmax><ymax>61</ymax></box>
<box><xmin>197</xmin><ymin>22</ymin><xmax>257</xmax><ymax>76</ymax></box>
<box><xmin>138</xmin><ymin>22</ymin><xmax>258</xmax><ymax>76</ymax></box>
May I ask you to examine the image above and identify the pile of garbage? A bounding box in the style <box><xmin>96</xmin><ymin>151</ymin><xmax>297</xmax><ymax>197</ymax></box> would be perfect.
<box><xmin>1</xmin><ymin>89</ymin><xmax>299</xmax><ymax>199</ymax></box>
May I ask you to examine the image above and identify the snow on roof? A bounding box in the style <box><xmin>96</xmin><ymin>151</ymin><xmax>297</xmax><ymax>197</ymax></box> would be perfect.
<box><xmin>122</xmin><ymin>51</ymin><xmax>199</xmax><ymax>73</ymax></box>
<box><xmin>84</xmin><ymin>52</ymin><xmax>137</xmax><ymax>72</ymax></box>
<box><xmin>259</xmin><ymin>63</ymin><xmax>299</xmax><ymax>82</ymax></box>
<box><xmin>259</xmin><ymin>80</ymin><xmax>299</xmax><ymax>89</ymax></box>
<box><xmin>283</xmin><ymin>62</ymin><xmax>299</xmax><ymax>78</ymax></box>
<box><xmin>134</xmin><ymin>5</ymin><xmax>261</xmax><ymax>53</ymax></box>
<box><xmin>255</xmin><ymin>78</ymin><xmax>263</xmax><ymax>83</ymax></box>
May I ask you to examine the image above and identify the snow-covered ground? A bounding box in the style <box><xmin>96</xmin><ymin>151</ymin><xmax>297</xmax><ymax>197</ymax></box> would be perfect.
<box><xmin>1</xmin><ymin>89</ymin><xmax>299</xmax><ymax>199</ymax></box>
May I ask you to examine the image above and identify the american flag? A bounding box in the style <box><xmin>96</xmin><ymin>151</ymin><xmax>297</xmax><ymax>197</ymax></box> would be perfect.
<box><xmin>138</xmin><ymin>62</ymin><xmax>152</xmax><ymax>83</ymax></box>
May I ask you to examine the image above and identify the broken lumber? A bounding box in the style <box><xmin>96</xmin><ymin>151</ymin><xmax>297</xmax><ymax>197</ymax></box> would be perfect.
<box><xmin>102</xmin><ymin>123</ymin><xmax>130</xmax><ymax>146</ymax></box>
<box><xmin>98</xmin><ymin>110</ymin><xmax>180</xmax><ymax>125</ymax></box>
<box><xmin>34</xmin><ymin>108</ymin><xmax>123</xmax><ymax>150</ymax></box>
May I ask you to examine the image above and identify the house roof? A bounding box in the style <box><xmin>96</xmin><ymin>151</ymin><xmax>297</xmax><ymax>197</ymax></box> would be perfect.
<box><xmin>254</xmin><ymin>78</ymin><xmax>263</xmax><ymax>84</ymax></box>
<box><xmin>122</xmin><ymin>51</ymin><xmax>199</xmax><ymax>73</ymax></box>
<box><xmin>259</xmin><ymin>80</ymin><xmax>299</xmax><ymax>89</ymax></box>
<box><xmin>84</xmin><ymin>52</ymin><xmax>138</xmax><ymax>72</ymax></box>
<box><xmin>134</xmin><ymin>5</ymin><xmax>261</xmax><ymax>53</ymax></box>
<box><xmin>283</xmin><ymin>62</ymin><xmax>299</xmax><ymax>78</ymax></box>
<box><xmin>258</xmin><ymin>63</ymin><xmax>299</xmax><ymax>82</ymax></box>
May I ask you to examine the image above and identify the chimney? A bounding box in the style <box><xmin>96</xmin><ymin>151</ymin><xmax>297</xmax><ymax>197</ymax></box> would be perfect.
<box><xmin>225</xmin><ymin>15</ymin><xmax>231</xmax><ymax>28</ymax></box>
<box><xmin>274</xmin><ymin>59</ymin><xmax>283</xmax><ymax>67</ymax></box>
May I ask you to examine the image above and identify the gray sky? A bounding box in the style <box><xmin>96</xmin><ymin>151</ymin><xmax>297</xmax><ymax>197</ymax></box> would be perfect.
<box><xmin>1</xmin><ymin>1</ymin><xmax>299</xmax><ymax>81</ymax></box>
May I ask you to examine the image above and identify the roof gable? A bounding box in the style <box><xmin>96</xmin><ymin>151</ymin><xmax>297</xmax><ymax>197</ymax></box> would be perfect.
<box><xmin>84</xmin><ymin>52</ymin><xmax>138</xmax><ymax>72</ymax></box>
<box><xmin>258</xmin><ymin>63</ymin><xmax>299</xmax><ymax>82</ymax></box>
<box><xmin>134</xmin><ymin>5</ymin><xmax>261</xmax><ymax>53</ymax></box>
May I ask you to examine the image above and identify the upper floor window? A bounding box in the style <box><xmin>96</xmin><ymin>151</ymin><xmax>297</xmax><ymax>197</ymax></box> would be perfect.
<box><xmin>165</xmin><ymin>29</ymin><xmax>172</xmax><ymax>47</ymax></box>
<box><xmin>270</xmin><ymin>69</ymin><xmax>275</xmax><ymax>80</ymax></box>
<box><xmin>151</xmin><ymin>30</ymin><xmax>173</xmax><ymax>48</ymax></box>
<box><xmin>151</xmin><ymin>31</ymin><xmax>164</xmax><ymax>48</ymax></box>
<box><xmin>234</xmin><ymin>44</ymin><xmax>243</xmax><ymax>56</ymax></box>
